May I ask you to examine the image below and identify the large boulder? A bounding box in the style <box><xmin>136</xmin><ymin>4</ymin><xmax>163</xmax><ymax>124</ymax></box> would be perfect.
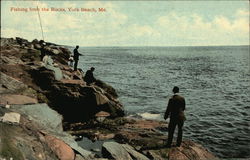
<box><xmin>121</xmin><ymin>144</ymin><xmax>149</xmax><ymax>160</ymax></box>
<box><xmin>114</xmin><ymin>118</ymin><xmax>168</xmax><ymax>150</ymax></box>
<box><xmin>43</xmin><ymin>46</ymin><xmax>70</xmax><ymax>65</ymax></box>
<box><xmin>59</xmin><ymin>47</ymin><xmax>71</xmax><ymax>59</ymax></box>
<box><xmin>168</xmin><ymin>141</ymin><xmax>218</xmax><ymax>160</ymax></box>
<box><xmin>95</xmin><ymin>79</ymin><xmax>118</xmax><ymax>98</ymax></box>
<box><xmin>31</xmin><ymin>39</ymin><xmax>39</xmax><ymax>44</ymax></box>
<box><xmin>0</xmin><ymin>106</ymin><xmax>59</xmax><ymax>160</ymax></box>
<box><xmin>0</xmin><ymin>122</ymin><xmax>58</xmax><ymax>160</ymax></box>
<box><xmin>43</xmin><ymin>135</ymin><xmax>75</xmax><ymax>160</ymax></box>
<box><xmin>21</xmin><ymin>48</ymin><xmax>41</xmax><ymax>62</ymax></box>
<box><xmin>34</xmin><ymin>43</ymin><xmax>42</xmax><ymax>49</ymax></box>
<box><xmin>0</xmin><ymin>72</ymin><xmax>28</xmax><ymax>94</ymax></box>
<box><xmin>0</xmin><ymin>55</ymin><xmax>24</xmax><ymax>65</ymax></box>
<box><xmin>12</xmin><ymin>103</ymin><xmax>94</xmax><ymax>159</ymax></box>
<box><xmin>0</xmin><ymin>103</ymin><xmax>95</xmax><ymax>160</ymax></box>
<box><xmin>102</xmin><ymin>142</ymin><xmax>149</xmax><ymax>160</ymax></box>
<box><xmin>16</xmin><ymin>37</ymin><xmax>29</xmax><ymax>46</ymax></box>
<box><xmin>29</xmin><ymin>66</ymin><xmax>124</xmax><ymax>122</ymax></box>
<box><xmin>0</xmin><ymin>65</ymin><xmax>41</xmax><ymax>100</ymax></box>
<box><xmin>102</xmin><ymin>142</ymin><xmax>133</xmax><ymax>160</ymax></box>
<box><xmin>13</xmin><ymin>103</ymin><xmax>63</xmax><ymax>131</ymax></box>
<box><xmin>0</xmin><ymin>94</ymin><xmax>38</xmax><ymax>105</ymax></box>
<box><xmin>0</xmin><ymin>37</ymin><xmax>17</xmax><ymax>46</ymax></box>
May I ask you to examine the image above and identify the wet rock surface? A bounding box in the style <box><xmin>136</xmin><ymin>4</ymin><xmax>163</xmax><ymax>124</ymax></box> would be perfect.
<box><xmin>0</xmin><ymin>37</ymin><xmax>217</xmax><ymax>160</ymax></box>
<box><xmin>65</xmin><ymin>117</ymin><xmax>217</xmax><ymax>160</ymax></box>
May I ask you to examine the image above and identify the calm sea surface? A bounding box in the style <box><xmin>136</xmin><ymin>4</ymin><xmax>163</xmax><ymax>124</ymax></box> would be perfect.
<box><xmin>76</xmin><ymin>46</ymin><xmax>250</xmax><ymax>158</ymax></box>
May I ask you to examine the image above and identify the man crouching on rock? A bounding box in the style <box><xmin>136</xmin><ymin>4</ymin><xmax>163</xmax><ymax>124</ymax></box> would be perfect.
<box><xmin>164</xmin><ymin>86</ymin><xmax>186</xmax><ymax>148</ymax></box>
<box><xmin>84</xmin><ymin>67</ymin><xmax>96</xmax><ymax>86</ymax></box>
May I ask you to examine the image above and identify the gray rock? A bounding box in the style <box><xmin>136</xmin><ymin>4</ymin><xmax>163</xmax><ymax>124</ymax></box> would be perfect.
<box><xmin>16</xmin><ymin>37</ymin><xmax>29</xmax><ymax>46</ymax></box>
<box><xmin>91</xmin><ymin>148</ymin><xmax>101</xmax><ymax>152</ymax></box>
<box><xmin>146</xmin><ymin>150</ymin><xmax>166</xmax><ymax>160</ymax></box>
<box><xmin>13</xmin><ymin>103</ymin><xmax>63</xmax><ymax>131</ymax></box>
<box><xmin>12</xmin><ymin>103</ymin><xmax>93</xmax><ymax>159</ymax></box>
<box><xmin>95</xmin><ymin>91</ymin><xmax>109</xmax><ymax>106</ymax></box>
<box><xmin>0</xmin><ymin>37</ymin><xmax>17</xmax><ymax>46</ymax></box>
<box><xmin>34</xmin><ymin>43</ymin><xmax>42</xmax><ymax>49</ymax></box>
<box><xmin>0</xmin><ymin>72</ymin><xmax>28</xmax><ymax>94</ymax></box>
<box><xmin>31</xmin><ymin>39</ymin><xmax>39</xmax><ymax>44</ymax></box>
<box><xmin>21</xmin><ymin>48</ymin><xmax>41</xmax><ymax>62</ymax></box>
<box><xmin>51</xmin><ymin>48</ymin><xmax>61</xmax><ymax>55</ymax></box>
<box><xmin>102</xmin><ymin>142</ymin><xmax>133</xmax><ymax>160</ymax></box>
<box><xmin>75</xmin><ymin>154</ymin><xmax>87</xmax><ymax>160</ymax></box>
<box><xmin>122</xmin><ymin>144</ymin><xmax>149</xmax><ymax>160</ymax></box>
<box><xmin>0</xmin><ymin>112</ymin><xmax>21</xmax><ymax>124</ymax></box>
<box><xmin>0</xmin><ymin>94</ymin><xmax>38</xmax><ymax>105</ymax></box>
<box><xmin>168</xmin><ymin>141</ymin><xmax>218</xmax><ymax>160</ymax></box>
<box><xmin>0</xmin><ymin>121</ymin><xmax>58</xmax><ymax>160</ymax></box>
<box><xmin>44</xmin><ymin>46</ymin><xmax>62</xmax><ymax>55</ymax></box>
<box><xmin>0</xmin><ymin>55</ymin><xmax>24</xmax><ymax>65</ymax></box>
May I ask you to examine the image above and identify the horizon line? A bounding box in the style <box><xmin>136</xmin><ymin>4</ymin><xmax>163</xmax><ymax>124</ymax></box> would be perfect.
<box><xmin>73</xmin><ymin>44</ymin><xmax>250</xmax><ymax>48</ymax></box>
<box><xmin>1</xmin><ymin>36</ymin><xmax>249</xmax><ymax>48</ymax></box>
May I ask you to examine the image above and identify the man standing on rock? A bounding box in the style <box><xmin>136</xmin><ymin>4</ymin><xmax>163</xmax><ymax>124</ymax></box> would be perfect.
<box><xmin>164</xmin><ymin>86</ymin><xmax>186</xmax><ymax>147</ymax></box>
<box><xmin>73</xmin><ymin>45</ymin><xmax>82</xmax><ymax>71</ymax></box>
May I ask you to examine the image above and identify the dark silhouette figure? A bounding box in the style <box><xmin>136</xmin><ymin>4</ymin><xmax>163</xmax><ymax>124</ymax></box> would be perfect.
<box><xmin>40</xmin><ymin>42</ymin><xmax>46</xmax><ymax>61</ymax></box>
<box><xmin>73</xmin><ymin>45</ymin><xmax>82</xmax><ymax>71</ymax></box>
<box><xmin>164</xmin><ymin>86</ymin><xmax>186</xmax><ymax>147</ymax></box>
<box><xmin>84</xmin><ymin>67</ymin><xmax>96</xmax><ymax>85</ymax></box>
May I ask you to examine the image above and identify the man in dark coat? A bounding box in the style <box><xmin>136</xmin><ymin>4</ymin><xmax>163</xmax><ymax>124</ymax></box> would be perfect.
<box><xmin>73</xmin><ymin>45</ymin><xmax>82</xmax><ymax>71</ymax></box>
<box><xmin>84</xmin><ymin>67</ymin><xmax>96</xmax><ymax>85</ymax></box>
<box><xmin>164</xmin><ymin>86</ymin><xmax>186</xmax><ymax>147</ymax></box>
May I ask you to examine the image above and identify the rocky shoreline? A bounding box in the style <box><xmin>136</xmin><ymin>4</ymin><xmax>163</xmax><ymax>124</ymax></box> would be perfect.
<box><xmin>0</xmin><ymin>37</ymin><xmax>218</xmax><ymax>160</ymax></box>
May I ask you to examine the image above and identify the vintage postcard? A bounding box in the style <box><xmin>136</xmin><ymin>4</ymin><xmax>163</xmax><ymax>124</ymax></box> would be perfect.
<box><xmin>1</xmin><ymin>1</ymin><xmax>249</xmax><ymax>159</ymax></box>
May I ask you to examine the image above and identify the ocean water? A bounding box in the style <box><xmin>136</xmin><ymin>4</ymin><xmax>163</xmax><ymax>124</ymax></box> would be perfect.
<box><xmin>76</xmin><ymin>46</ymin><xmax>250</xmax><ymax>158</ymax></box>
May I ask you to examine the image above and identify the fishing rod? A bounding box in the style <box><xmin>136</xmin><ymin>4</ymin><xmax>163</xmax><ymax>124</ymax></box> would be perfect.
<box><xmin>36</xmin><ymin>1</ymin><xmax>44</xmax><ymax>41</ymax></box>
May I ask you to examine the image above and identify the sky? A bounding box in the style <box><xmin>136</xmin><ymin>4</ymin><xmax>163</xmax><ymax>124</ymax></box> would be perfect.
<box><xmin>1</xmin><ymin>1</ymin><xmax>249</xmax><ymax>46</ymax></box>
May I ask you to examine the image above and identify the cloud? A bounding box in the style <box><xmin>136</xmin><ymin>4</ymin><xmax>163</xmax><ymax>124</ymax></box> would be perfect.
<box><xmin>213</xmin><ymin>14</ymin><xmax>248</xmax><ymax>33</ymax></box>
<box><xmin>156</xmin><ymin>10</ymin><xmax>249</xmax><ymax>46</ymax></box>
<box><xmin>128</xmin><ymin>24</ymin><xmax>160</xmax><ymax>37</ymax></box>
<box><xmin>1</xmin><ymin>1</ymin><xmax>127</xmax><ymax>43</ymax></box>
<box><xmin>1</xmin><ymin>1</ymin><xmax>249</xmax><ymax>46</ymax></box>
<box><xmin>236</xmin><ymin>9</ymin><xmax>250</xmax><ymax>17</ymax></box>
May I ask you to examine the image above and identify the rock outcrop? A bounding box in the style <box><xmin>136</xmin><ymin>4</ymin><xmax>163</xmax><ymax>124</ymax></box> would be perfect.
<box><xmin>0</xmin><ymin>103</ymin><xmax>94</xmax><ymax>160</ymax></box>
<box><xmin>66</xmin><ymin>117</ymin><xmax>218</xmax><ymax>160</ymax></box>
<box><xmin>0</xmin><ymin>37</ymin><xmax>217</xmax><ymax>160</ymax></box>
<box><xmin>0</xmin><ymin>37</ymin><xmax>124</xmax><ymax>122</ymax></box>
<box><xmin>102</xmin><ymin>142</ymin><xmax>149</xmax><ymax>160</ymax></box>
<box><xmin>102</xmin><ymin>142</ymin><xmax>134</xmax><ymax>160</ymax></box>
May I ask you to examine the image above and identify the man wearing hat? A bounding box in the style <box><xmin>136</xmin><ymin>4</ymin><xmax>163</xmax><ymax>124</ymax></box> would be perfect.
<box><xmin>84</xmin><ymin>67</ymin><xmax>96</xmax><ymax>85</ymax></box>
<box><xmin>164</xmin><ymin>86</ymin><xmax>186</xmax><ymax>147</ymax></box>
<box><xmin>73</xmin><ymin>45</ymin><xmax>82</xmax><ymax>71</ymax></box>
